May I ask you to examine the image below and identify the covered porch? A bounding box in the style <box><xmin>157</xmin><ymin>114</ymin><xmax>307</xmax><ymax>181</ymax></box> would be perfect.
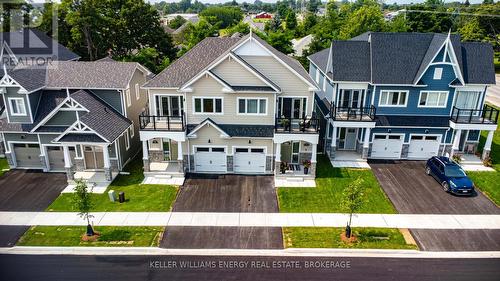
<box><xmin>326</xmin><ymin>120</ymin><xmax>376</xmax><ymax>164</ymax></box>
<box><xmin>140</xmin><ymin>130</ymin><xmax>186</xmax><ymax>176</ymax></box>
<box><xmin>273</xmin><ymin>133</ymin><xmax>318</xmax><ymax>180</ymax></box>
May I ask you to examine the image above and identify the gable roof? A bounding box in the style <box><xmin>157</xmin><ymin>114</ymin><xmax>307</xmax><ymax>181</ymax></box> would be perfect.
<box><xmin>144</xmin><ymin>37</ymin><xmax>242</xmax><ymax>88</ymax></box>
<box><xmin>186</xmin><ymin>118</ymin><xmax>274</xmax><ymax>138</ymax></box>
<box><xmin>308</xmin><ymin>47</ymin><xmax>329</xmax><ymax>76</ymax></box>
<box><xmin>309</xmin><ymin>32</ymin><xmax>495</xmax><ymax>85</ymax></box>
<box><xmin>144</xmin><ymin>34</ymin><xmax>315</xmax><ymax>89</ymax></box>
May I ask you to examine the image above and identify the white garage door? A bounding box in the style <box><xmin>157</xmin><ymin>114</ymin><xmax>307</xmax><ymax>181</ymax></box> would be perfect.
<box><xmin>194</xmin><ymin>147</ymin><xmax>227</xmax><ymax>173</ymax></box>
<box><xmin>408</xmin><ymin>135</ymin><xmax>440</xmax><ymax>160</ymax></box>
<box><xmin>233</xmin><ymin>148</ymin><xmax>266</xmax><ymax>174</ymax></box>
<box><xmin>371</xmin><ymin>135</ymin><xmax>403</xmax><ymax>159</ymax></box>
<box><xmin>13</xmin><ymin>143</ymin><xmax>42</xmax><ymax>168</ymax></box>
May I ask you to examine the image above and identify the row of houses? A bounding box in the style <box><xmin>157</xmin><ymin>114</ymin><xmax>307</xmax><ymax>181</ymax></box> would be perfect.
<box><xmin>0</xmin><ymin>29</ymin><xmax>497</xmax><ymax>186</ymax></box>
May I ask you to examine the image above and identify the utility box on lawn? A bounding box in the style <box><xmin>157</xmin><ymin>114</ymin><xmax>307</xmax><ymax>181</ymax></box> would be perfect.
<box><xmin>108</xmin><ymin>190</ymin><xmax>117</xmax><ymax>202</ymax></box>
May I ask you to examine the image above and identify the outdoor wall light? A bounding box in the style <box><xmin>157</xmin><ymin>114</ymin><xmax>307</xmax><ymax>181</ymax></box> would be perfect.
<box><xmin>248</xmin><ymin>140</ymin><xmax>252</xmax><ymax>144</ymax></box>
<box><xmin>425</xmin><ymin>129</ymin><xmax>429</xmax><ymax>134</ymax></box>
<box><xmin>387</xmin><ymin>129</ymin><xmax>391</xmax><ymax>133</ymax></box>
<box><xmin>208</xmin><ymin>139</ymin><xmax>211</xmax><ymax>143</ymax></box>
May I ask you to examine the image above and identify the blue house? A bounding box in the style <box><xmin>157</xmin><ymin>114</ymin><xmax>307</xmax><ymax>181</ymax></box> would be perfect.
<box><xmin>308</xmin><ymin>32</ymin><xmax>498</xmax><ymax>161</ymax></box>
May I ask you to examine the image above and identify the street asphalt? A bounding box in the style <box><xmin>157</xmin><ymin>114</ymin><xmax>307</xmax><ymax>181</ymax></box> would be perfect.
<box><xmin>0</xmin><ymin>254</ymin><xmax>499</xmax><ymax>281</ymax></box>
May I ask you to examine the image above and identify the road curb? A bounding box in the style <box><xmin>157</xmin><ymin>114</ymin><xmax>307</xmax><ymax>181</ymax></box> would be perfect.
<box><xmin>1</xmin><ymin>246</ymin><xmax>500</xmax><ymax>258</ymax></box>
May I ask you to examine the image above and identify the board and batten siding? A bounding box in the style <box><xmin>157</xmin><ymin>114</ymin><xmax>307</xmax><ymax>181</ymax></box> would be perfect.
<box><xmin>211</xmin><ymin>57</ymin><xmax>268</xmax><ymax>87</ymax></box>
<box><xmin>44</xmin><ymin>111</ymin><xmax>77</xmax><ymax>126</ymax></box>
<box><xmin>240</xmin><ymin>55</ymin><xmax>314</xmax><ymax>116</ymax></box>
<box><xmin>2</xmin><ymin>88</ymin><xmax>32</xmax><ymax>123</ymax></box>
<box><xmin>89</xmin><ymin>89</ymin><xmax>123</xmax><ymax>114</ymax></box>
<box><xmin>186</xmin><ymin>75</ymin><xmax>275</xmax><ymax>125</ymax></box>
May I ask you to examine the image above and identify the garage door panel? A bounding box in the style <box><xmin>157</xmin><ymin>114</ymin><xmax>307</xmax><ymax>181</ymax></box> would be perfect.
<box><xmin>371</xmin><ymin>135</ymin><xmax>403</xmax><ymax>159</ymax></box>
<box><xmin>234</xmin><ymin>150</ymin><xmax>266</xmax><ymax>174</ymax></box>
<box><xmin>194</xmin><ymin>147</ymin><xmax>227</xmax><ymax>173</ymax></box>
<box><xmin>13</xmin><ymin>144</ymin><xmax>42</xmax><ymax>168</ymax></box>
<box><xmin>408</xmin><ymin>136</ymin><xmax>440</xmax><ymax>160</ymax></box>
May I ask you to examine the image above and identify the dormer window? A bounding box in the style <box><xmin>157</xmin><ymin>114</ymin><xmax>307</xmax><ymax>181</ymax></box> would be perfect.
<box><xmin>433</xmin><ymin>67</ymin><xmax>443</xmax><ymax>80</ymax></box>
<box><xmin>8</xmin><ymin>97</ymin><xmax>27</xmax><ymax>116</ymax></box>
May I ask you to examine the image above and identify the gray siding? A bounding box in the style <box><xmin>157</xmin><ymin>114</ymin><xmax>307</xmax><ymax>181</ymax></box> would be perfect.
<box><xmin>3</xmin><ymin>132</ymin><xmax>39</xmax><ymax>145</ymax></box>
<box><xmin>45</xmin><ymin>111</ymin><xmax>77</xmax><ymax>126</ymax></box>
<box><xmin>28</xmin><ymin>91</ymin><xmax>41</xmax><ymax>119</ymax></box>
<box><xmin>2</xmin><ymin>88</ymin><xmax>32</xmax><ymax>123</ymax></box>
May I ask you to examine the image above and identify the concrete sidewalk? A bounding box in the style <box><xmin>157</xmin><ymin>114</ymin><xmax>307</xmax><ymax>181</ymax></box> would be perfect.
<box><xmin>1</xmin><ymin>212</ymin><xmax>500</xmax><ymax>229</ymax></box>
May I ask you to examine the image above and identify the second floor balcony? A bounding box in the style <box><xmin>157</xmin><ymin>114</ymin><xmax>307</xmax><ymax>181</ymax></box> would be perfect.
<box><xmin>330</xmin><ymin>102</ymin><xmax>376</xmax><ymax>122</ymax></box>
<box><xmin>450</xmin><ymin>105</ymin><xmax>499</xmax><ymax>124</ymax></box>
<box><xmin>275</xmin><ymin>115</ymin><xmax>320</xmax><ymax>134</ymax></box>
<box><xmin>139</xmin><ymin>110</ymin><xmax>185</xmax><ymax>131</ymax></box>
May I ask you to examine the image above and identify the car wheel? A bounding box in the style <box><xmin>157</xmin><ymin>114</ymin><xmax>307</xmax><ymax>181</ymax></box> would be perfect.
<box><xmin>442</xmin><ymin>182</ymin><xmax>450</xmax><ymax>192</ymax></box>
<box><xmin>425</xmin><ymin>166</ymin><xmax>431</xmax><ymax>175</ymax></box>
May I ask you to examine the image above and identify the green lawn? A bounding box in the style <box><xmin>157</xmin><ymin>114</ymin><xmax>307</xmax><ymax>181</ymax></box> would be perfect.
<box><xmin>283</xmin><ymin>227</ymin><xmax>417</xmax><ymax>249</ymax></box>
<box><xmin>278</xmin><ymin>155</ymin><xmax>396</xmax><ymax>213</ymax></box>
<box><xmin>467</xmin><ymin>104</ymin><xmax>500</xmax><ymax>206</ymax></box>
<box><xmin>0</xmin><ymin>157</ymin><xmax>8</xmax><ymax>177</ymax></box>
<box><xmin>47</xmin><ymin>156</ymin><xmax>179</xmax><ymax>212</ymax></box>
<box><xmin>17</xmin><ymin>226</ymin><xmax>163</xmax><ymax>247</ymax></box>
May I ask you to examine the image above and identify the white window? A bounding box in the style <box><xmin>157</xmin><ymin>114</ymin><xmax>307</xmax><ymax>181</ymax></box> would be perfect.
<box><xmin>135</xmin><ymin>83</ymin><xmax>140</xmax><ymax>100</ymax></box>
<box><xmin>379</xmin><ymin>91</ymin><xmax>408</xmax><ymax>107</ymax></box>
<box><xmin>315</xmin><ymin>68</ymin><xmax>320</xmax><ymax>83</ymax></box>
<box><xmin>124</xmin><ymin>130</ymin><xmax>130</xmax><ymax>150</ymax></box>
<box><xmin>419</xmin><ymin>91</ymin><xmax>448</xmax><ymax>108</ymax></box>
<box><xmin>126</xmin><ymin>89</ymin><xmax>131</xmax><ymax>107</ymax></box>
<box><xmin>238</xmin><ymin>98</ymin><xmax>267</xmax><ymax>115</ymax></box>
<box><xmin>433</xmin><ymin>68</ymin><xmax>443</xmax><ymax>80</ymax></box>
<box><xmin>193</xmin><ymin>97</ymin><xmax>223</xmax><ymax>114</ymax></box>
<box><xmin>8</xmin><ymin>97</ymin><xmax>26</xmax><ymax>116</ymax></box>
<box><xmin>129</xmin><ymin>123</ymin><xmax>134</xmax><ymax>138</ymax></box>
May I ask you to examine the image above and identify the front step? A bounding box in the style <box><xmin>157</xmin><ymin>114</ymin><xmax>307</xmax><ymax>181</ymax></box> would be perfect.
<box><xmin>286</xmin><ymin>177</ymin><xmax>304</xmax><ymax>182</ymax></box>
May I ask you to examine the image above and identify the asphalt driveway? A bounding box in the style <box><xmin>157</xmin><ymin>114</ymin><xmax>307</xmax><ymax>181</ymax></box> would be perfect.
<box><xmin>0</xmin><ymin>169</ymin><xmax>67</xmax><ymax>247</ymax></box>
<box><xmin>161</xmin><ymin>174</ymin><xmax>283</xmax><ymax>249</ymax></box>
<box><xmin>369</xmin><ymin>160</ymin><xmax>500</xmax><ymax>251</ymax></box>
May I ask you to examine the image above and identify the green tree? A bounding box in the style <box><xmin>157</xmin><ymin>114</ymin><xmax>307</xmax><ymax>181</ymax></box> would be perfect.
<box><xmin>72</xmin><ymin>179</ymin><xmax>95</xmax><ymax>236</ymax></box>
<box><xmin>341</xmin><ymin>178</ymin><xmax>365</xmax><ymax>238</ymax></box>
<box><xmin>168</xmin><ymin>15</ymin><xmax>187</xmax><ymax>29</ymax></box>
<box><xmin>339</xmin><ymin>4</ymin><xmax>385</xmax><ymax>39</ymax></box>
<box><xmin>458</xmin><ymin>17</ymin><xmax>487</xmax><ymax>42</ymax></box>
<box><xmin>200</xmin><ymin>6</ymin><xmax>243</xmax><ymax>29</ymax></box>
<box><xmin>179</xmin><ymin>19</ymin><xmax>218</xmax><ymax>56</ymax></box>
<box><xmin>386</xmin><ymin>14</ymin><xmax>409</xmax><ymax>32</ymax></box>
<box><xmin>264</xmin><ymin>31</ymin><xmax>294</xmax><ymax>54</ymax></box>
<box><xmin>285</xmin><ymin>9</ymin><xmax>298</xmax><ymax>31</ymax></box>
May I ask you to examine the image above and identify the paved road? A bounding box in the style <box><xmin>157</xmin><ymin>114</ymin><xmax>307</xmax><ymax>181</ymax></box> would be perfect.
<box><xmin>0</xmin><ymin>170</ymin><xmax>67</xmax><ymax>247</ymax></box>
<box><xmin>485</xmin><ymin>74</ymin><xmax>500</xmax><ymax>107</ymax></box>
<box><xmin>0</xmin><ymin>254</ymin><xmax>499</xmax><ymax>281</ymax></box>
<box><xmin>369</xmin><ymin>160</ymin><xmax>500</xmax><ymax>251</ymax></box>
<box><xmin>163</xmin><ymin>174</ymin><xmax>282</xmax><ymax>249</ymax></box>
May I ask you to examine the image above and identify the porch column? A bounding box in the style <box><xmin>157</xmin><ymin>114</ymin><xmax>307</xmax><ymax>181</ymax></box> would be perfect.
<box><xmin>63</xmin><ymin>145</ymin><xmax>74</xmax><ymax>181</ymax></box>
<box><xmin>142</xmin><ymin>140</ymin><xmax>150</xmax><ymax>172</ymax></box>
<box><xmin>275</xmin><ymin>142</ymin><xmax>281</xmax><ymax>175</ymax></box>
<box><xmin>330</xmin><ymin>125</ymin><xmax>337</xmax><ymax>160</ymax></box>
<box><xmin>362</xmin><ymin>127</ymin><xmax>371</xmax><ymax>159</ymax></box>
<box><xmin>177</xmin><ymin>141</ymin><xmax>184</xmax><ymax>173</ymax></box>
<box><xmin>102</xmin><ymin>144</ymin><xmax>112</xmax><ymax>181</ymax></box>
<box><xmin>451</xmin><ymin>129</ymin><xmax>462</xmax><ymax>157</ymax></box>
<box><xmin>310</xmin><ymin>143</ymin><xmax>317</xmax><ymax>176</ymax></box>
<box><xmin>482</xmin><ymin>130</ymin><xmax>494</xmax><ymax>160</ymax></box>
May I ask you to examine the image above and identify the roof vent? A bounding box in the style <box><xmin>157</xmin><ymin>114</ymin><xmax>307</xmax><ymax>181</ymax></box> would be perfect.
<box><xmin>104</xmin><ymin>107</ymin><xmax>108</xmax><ymax>113</ymax></box>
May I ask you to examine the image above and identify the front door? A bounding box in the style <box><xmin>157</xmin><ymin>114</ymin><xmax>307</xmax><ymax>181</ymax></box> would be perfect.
<box><xmin>459</xmin><ymin>130</ymin><xmax>468</xmax><ymax>152</ymax></box>
<box><xmin>339</xmin><ymin>128</ymin><xmax>357</xmax><ymax>150</ymax></box>
<box><xmin>84</xmin><ymin>146</ymin><xmax>105</xmax><ymax>170</ymax></box>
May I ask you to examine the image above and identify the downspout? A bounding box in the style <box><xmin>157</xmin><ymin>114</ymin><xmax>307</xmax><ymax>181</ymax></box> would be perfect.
<box><xmin>442</xmin><ymin>128</ymin><xmax>451</xmax><ymax>156</ymax></box>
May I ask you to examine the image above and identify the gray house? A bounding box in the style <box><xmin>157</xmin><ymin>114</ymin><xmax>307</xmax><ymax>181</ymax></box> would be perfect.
<box><xmin>0</xmin><ymin>58</ymin><xmax>151</xmax><ymax>184</ymax></box>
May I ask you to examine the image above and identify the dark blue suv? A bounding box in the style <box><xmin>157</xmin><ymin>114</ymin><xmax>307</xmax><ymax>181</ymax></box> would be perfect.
<box><xmin>425</xmin><ymin>156</ymin><xmax>475</xmax><ymax>195</ymax></box>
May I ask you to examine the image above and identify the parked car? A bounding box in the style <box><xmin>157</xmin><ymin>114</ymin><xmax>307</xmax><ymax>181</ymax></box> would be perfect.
<box><xmin>425</xmin><ymin>156</ymin><xmax>475</xmax><ymax>195</ymax></box>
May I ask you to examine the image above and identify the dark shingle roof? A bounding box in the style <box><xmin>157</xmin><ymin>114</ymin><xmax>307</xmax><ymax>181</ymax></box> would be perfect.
<box><xmin>187</xmin><ymin>119</ymin><xmax>274</xmax><ymax>138</ymax></box>
<box><xmin>70</xmin><ymin>90</ymin><xmax>131</xmax><ymax>142</ymax></box>
<box><xmin>308</xmin><ymin>47</ymin><xmax>329</xmax><ymax>74</ymax></box>
<box><xmin>8</xmin><ymin>67</ymin><xmax>47</xmax><ymax>92</ymax></box>
<box><xmin>58</xmin><ymin>134</ymin><xmax>107</xmax><ymax>143</ymax></box>
<box><xmin>144</xmin><ymin>37</ymin><xmax>241</xmax><ymax>88</ymax></box>
<box><xmin>312</xmin><ymin>32</ymin><xmax>495</xmax><ymax>85</ymax></box>
<box><xmin>315</xmin><ymin>94</ymin><xmax>331</xmax><ymax>116</ymax></box>
<box><xmin>0</xmin><ymin>28</ymin><xmax>80</xmax><ymax>61</ymax></box>
<box><xmin>46</xmin><ymin>61</ymin><xmax>141</xmax><ymax>89</ymax></box>
<box><xmin>375</xmin><ymin>115</ymin><xmax>450</xmax><ymax>127</ymax></box>
<box><xmin>231</xmin><ymin>86</ymin><xmax>275</xmax><ymax>92</ymax></box>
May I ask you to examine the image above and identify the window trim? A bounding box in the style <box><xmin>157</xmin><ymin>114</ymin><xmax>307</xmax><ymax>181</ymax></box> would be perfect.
<box><xmin>315</xmin><ymin>68</ymin><xmax>320</xmax><ymax>83</ymax></box>
<box><xmin>378</xmin><ymin>90</ymin><xmax>409</xmax><ymax>107</ymax></box>
<box><xmin>433</xmin><ymin>67</ymin><xmax>443</xmax><ymax>80</ymax></box>
<box><xmin>8</xmin><ymin>97</ymin><xmax>27</xmax><ymax>116</ymax></box>
<box><xmin>236</xmin><ymin>97</ymin><xmax>268</xmax><ymax>115</ymax></box>
<box><xmin>192</xmin><ymin>97</ymin><xmax>224</xmax><ymax>115</ymax></box>
<box><xmin>124</xmin><ymin>130</ymin><xmax>130</xmax><ymax>150</ymax></box>
<box><xmin>129</xmin><ymin>123</ymin><xmax>134</xmax><ymax>138</ymax></box>
<box><xmin>135</xmin><ymin>83</ymin><xmax>140</xmax><ymax>100</ymax></box>
<box><xmin>125</xmin><ymin>88</ymin><xmax>131</xmax><ymax>107</ymax></box>
<box><xmin>418</xmin><ymin>91</ymin><xmax>449</xmax><ymax>108</ymax></box>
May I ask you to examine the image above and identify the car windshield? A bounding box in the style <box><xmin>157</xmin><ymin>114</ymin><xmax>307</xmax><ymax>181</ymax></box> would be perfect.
<box><xmin>444</xmin><ymin>166</ymin><xmax>467</xmax><ymax>178</ymax></box>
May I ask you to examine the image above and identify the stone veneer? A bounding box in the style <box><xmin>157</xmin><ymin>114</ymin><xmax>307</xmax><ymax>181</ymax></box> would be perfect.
<box><xmin>266</xmin><ymin>156</ymin><xmax>273</xmax><ymax>172</ymax></box>
<box><xmin>5</xmin><ymin>152</ymin><xmax>15</xmax><ymax>166</ymax></box>
<box><xmin>401</xmin><ymin>144</ymin><xmax>409</xmax><ymax>159</ymax></box>
<box><xmin>39</xmin><ymin>155</ymin><xmax>48</xmax><ymax>171</ymax></box>
<box><xmin>74</xmin><ymin>158</ymin><xmax>85</xmax><ymax>171</ymax></box>
<box><xmin>226</xmin><ymin>155</ymin><xmax>233</xmax><ymax>172</ymax></box>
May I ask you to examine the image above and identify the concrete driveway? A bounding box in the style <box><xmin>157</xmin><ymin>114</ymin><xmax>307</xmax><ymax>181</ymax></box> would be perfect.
<box><xmin>0</xmin><ymin>169</ymin><xmax>67</xmax><ymax>247</ymax></box>
<box><xmin>161</xmin><ymin>174</ymin><xmax>283</xmax><ymax>249</ymax></box>
<box><xmin>369</xmin><ymin>160</ymin><xmax>500</xmax><ymax>251</ymax></box>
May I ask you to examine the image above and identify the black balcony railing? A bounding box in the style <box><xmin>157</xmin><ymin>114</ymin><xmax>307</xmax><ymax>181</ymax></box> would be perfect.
<box><xmin>330</xmin><ymin>102</ymin><xmax>376</xmax><ymax>121</ymax></box>
<box><xmin>275</xmin><ymin>115</ymin><xmax>320</xmax><ymax>133</ymax></box>
<box><xmin>450</xmin><ymin>105</ymin><xmax>499</xmax><ymax>124</ymax></box>
<box><xmin>139</xmin><ymin>110</ymin><xmax>185</xmax><ymax>131</ymax></box>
